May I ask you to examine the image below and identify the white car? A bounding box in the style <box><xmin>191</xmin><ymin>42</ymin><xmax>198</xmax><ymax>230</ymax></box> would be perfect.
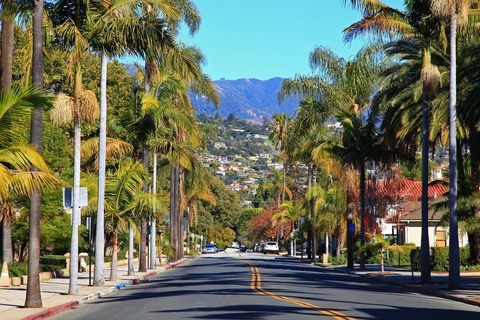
<box><xmin>203</xmin><ymin>244</ymin><xmax>218</xmax><ymax>254</ymax></box>
<box><xmin>263</xmin><ymin>241</ymin><xmax>279</xmax><ymax>254</ymax></box>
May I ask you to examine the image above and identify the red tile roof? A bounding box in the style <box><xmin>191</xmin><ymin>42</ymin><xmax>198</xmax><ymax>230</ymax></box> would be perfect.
<box><xmin>375</xmin><ymin>179</ymin><xmax>448</xmax><ymax>201</ymax></box>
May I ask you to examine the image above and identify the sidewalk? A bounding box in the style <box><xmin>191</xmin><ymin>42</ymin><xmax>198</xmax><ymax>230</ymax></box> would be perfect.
<box><xmin>0</xmin><ymin>259</ymin><xmax>187</xmax><ymax>320</ymax></box>
<box><xmin>323</xmin><ymin>263</ymin><xmax>480</xmax><ymax>308</ymax></box>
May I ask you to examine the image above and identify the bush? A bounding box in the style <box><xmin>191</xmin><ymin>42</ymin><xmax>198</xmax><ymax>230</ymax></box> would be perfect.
<box><xmin>385</xmin><ymin>245</ymin><xmax>417</xmax><ymax>267</ymax></box>
<box><xmin>431</xmin><ymin>247</ymin><xmax>471</xmax><ymax>271</ymax></box>
<box><xmin>9</xmin><ymin>262</ymin><xmax>28</xmax><ymax>277</ymax></box>
<box><xmin>330</xmin><ymin>255</ymin><xmax>347</xmax><ymax>265</ymax></box>
<box><xmin>40</xmin><ymin>255</ymin><xmax>67</xmax><ymax>269</ymax></box>
<box><xmin>8</xmin><ymin>257</ymin><xmax>67</xmax><ymax>277</ymax></box>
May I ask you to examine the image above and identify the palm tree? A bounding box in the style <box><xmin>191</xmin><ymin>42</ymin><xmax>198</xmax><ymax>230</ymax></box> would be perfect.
<box><xmin>51</xmin><ymin>90</ymin><xmax>98</xmax><ymax>295</ymax></box>
<box><xmin>307</xmin><ymin>184</ymin><xmax>343</xmax><ymax>262</ymax></box>
<box><xmin>270</xmin><ymin>113</ymin><xmax>292</xmax><ymax>204</ymax></box>
<box><xmin>430</xmin><ymin>0</ymin><xmax>480</xmax><ymax>290</ymax></box>
<box><xmin>0</xmin><ymin>0</ymin><xmax>16</xmax><ymax>93</ymax></box>
<box><xmin>263</xmin><ymin>170</ymin><xmax>293</xmax><ymax>209</ymax></box>
<box><xmin>274</xmin><ymin>200</ymin><xmax>303</xmax><ymax>255</ymax></box>
<box><xmin>104</xmin><ymin>160</ymin><xmax>147</xmax><ymax>281</ymax></box>
<box><xmin>49</xmin><ymin>0</ymin><xmax>177</xmax><ymax>286</ymax></box>
<box><xmin>25</xmin><ymin>0</ymin><xmax>47</xmax><ymax>308</ymax></box>
<box><xmin>343</xmin><ymin>0</ymin><xmax>445</xmax><ymax>281</ymax></box>
<box><xmin>91</xmin><ymin>0</ymin><xmax>178</xmax><ymax>285</ymax></box>
<box><xmin>280</xmin><ymin>43</ymin><xmax>381</xmax><ymax>268</ymax></box>
<box><xmin>135</xmin><ymin>0</ymin><xmax>201</xmax><ymax>267</ymax></box>
<box><xmin>1</xmin><ymin>0</ymin><xmax>19</xmax><ymax>266</ymax></box>
<box><xmin>145</xmin><ymin>47</ymin><xmax>218</xmax><ymax>262</ymax></box>
<box><xmin>0</xmin><ymin>87</ymin><xmax>62</xmax><ymax>308</ymax></box>
<box><xmin>184</xmin><ymin>168</ymin><xmax>216</xmax><ymax>252</ymax></box>
<box><xmin>330</xmin><ymin>106</ymin><xmax>385</xmax><ymax>269</ymax></box>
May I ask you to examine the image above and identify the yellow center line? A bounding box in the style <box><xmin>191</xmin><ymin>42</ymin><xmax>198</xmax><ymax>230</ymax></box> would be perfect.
<box><xmin>241</xmin><ymin>260</ymin><xmax>356</xmax><ymax>320</ymax></box>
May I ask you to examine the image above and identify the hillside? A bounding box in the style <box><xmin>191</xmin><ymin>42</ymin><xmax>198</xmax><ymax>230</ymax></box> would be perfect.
<box><xmin>189</xmin><ymin>78</ymin><xmax>300</xmax><ymax>121</ymax></box>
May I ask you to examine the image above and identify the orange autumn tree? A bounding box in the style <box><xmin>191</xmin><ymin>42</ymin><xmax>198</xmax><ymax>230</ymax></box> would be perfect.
<box><xmin>248</xmin><ymin>209</ymin><xmax>277</xmax><ymax>242</ymax></box>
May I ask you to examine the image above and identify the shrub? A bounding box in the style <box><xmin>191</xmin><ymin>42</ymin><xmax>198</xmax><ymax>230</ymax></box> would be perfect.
<box><xmin>40</xmin><ymin>255</ymin><xmax>67</xmax><ymax>269</ymax></box>
<box><xmin>8</xmin><ymin>258</ymin><xmax>67</xmax><ymax>277</ymax></box>
<box><xmin>385</xmin><ymin>245</ymin><xmax>417</xmax><ymax>267</ymax></box>
<box><xmin>331</xmin><ymin>255</ymin><xmax>347</xmax><ymax>265</ymax></box>
<box><xmin>9</xmin><ymin>262</ymin><xmax>29</xmax><ymax>277</ymax></box>
<box><xmin>431</xmin><ymin>247</ymin><xmax>471</xmax><ymax>271</ymax></box>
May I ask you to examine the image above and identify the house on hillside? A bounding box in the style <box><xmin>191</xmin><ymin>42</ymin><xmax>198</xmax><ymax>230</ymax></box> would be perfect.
<box><xmin>377</xmin><ymin>179</ymin><xmax>468</xmax><ymax>247</ymax></box>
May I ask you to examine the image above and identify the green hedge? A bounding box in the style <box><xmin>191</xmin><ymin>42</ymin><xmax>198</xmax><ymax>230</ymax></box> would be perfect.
<box><xmin>8</xmin><ymin>260</ymin><xmax>67</xmax><ymax>277</ymax></box>
<box><xmin>385</xmin><ymin>245</ymin><xmax>417</xmax><ymax>267</ymax></box>
<box><xmin>431</xmin><ymin>247</ymin><xmax>471</xmax><ymax>271</ymax></box>
<box><xmin>40</xmin><ymin>255</ymin><xmax>67</xmax><ymax>269</ymax></box>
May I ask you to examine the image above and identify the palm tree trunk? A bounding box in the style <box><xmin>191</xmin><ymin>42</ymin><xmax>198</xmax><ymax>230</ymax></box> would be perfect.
<box><xmin>69</xmin><ymin>120</ymin><xmax>81</xmax><ymax>295</ymax></box>
<box><xmin>177</xmin><ymin>167</ymin><xmax>185</xmax><ymax>260</ymax></box>
<box><xmin>128</xmin><ymin>223</ymin><xmax>134</xmax><ymax>276</ymax></box>
<box><xmin>307</xmin><ymin>164</ymin><xmax>313</xmax><ymax>259</ymax></box>
<box><xmin>139</xmin><ymin>146</ymin><xmax>149</xmax><ymax>272</ymax></box>
<box><xmin>94</xmin><ymin>53</ymin><xmax>108</xmax><ymax>287</ymax></box>
<box><xmin>2</xmin><ymin>214</ymin><xmax>13</xmax><ymax>264</ymax></box>
<box><xmin>448</xmin><ymin>7</ymin><xmax>460</xmax><ymax>289</ymax></box>
<box><xmin>282</xmin><ymin>160</ymin><xmax>286</xmax><ymax>203</ymax></box>
<box><xmin>150</xmin><ymin>152</ymin><xmax>157</xmax><ymax>269</ymax></box>
<box><xmin>359</xmin><ymin>161</ymin><xmax>366</xmax><ymax>270</ymax></box>
<box><xmin>139</xmin><ymin>219</ymin><xmax>147</xmax><ymax>272</ymax></box>
<box><xmin>0</xmin><ymin>14</ymin><xmax>14</xmax><ymax>265</ymax></box>
<box><xmin>337</xmin><ymin>223</ymin><xmax>345</xmax><ymax>259</ymax></box>
<box><xmin>110</xmin><ymin>231</ymin><xmax>118</xmax><ymax>281</ymax></box>
<box><xmin>0</xmin><ymin>17</ymin><xmax>14</xmax><ymax>92</ymax></box>
<box><xmin>346</xmin><ymin>190</ymin><xmax>355</xmax><ymax>269</ymax></box>
<box><xmin>169</xmin><ymin>165</ymin><xmax>177</xmax><ymax>262</ymax></box>
<box><xmin>150</xmin><ymin>218</ymin><xmax>156</xmax><ymax>267</ymax></box>
<box><xmin>420</xmin><ymin>98</ymin><xmax>431</xmax><ymax>283</ymax></box>
<box><xmin>25</xmin><ymin>0</ymin><xmax>44</xmax><ymax>308</ymax></box>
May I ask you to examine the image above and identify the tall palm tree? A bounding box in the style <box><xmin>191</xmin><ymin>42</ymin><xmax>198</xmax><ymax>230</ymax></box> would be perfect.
<box><xmin>280</xmin><ymin>44</ymin><xmax>380</xmax><ymax>268</ymax></box>
<box><xmin>430</xmin><ymin>0</ymin><xmax>480</xmax><ymax>290</ymax></box>
<box><xmin>25</xmin><ymin>0</ymin><xmax>46</xmax><ymax>308</ymax></box>
<box><xmin>145</xmin><ymin>47</ymin><xmax>218</xmax><ymax>262</ymax></box>
<box><xmin>343</xmin><ymin>0</ymin><xmax>444</xmax><ymax>281</ymax></box>
<box><xmin>270</xmin><ymin>113</ymin><xmax>292</xmax><ymax>204</ymax></box>
<box><xmin>0</xmin><ymin>86</ymin><xmax>62</xmax><ymax>307</ymax></box>
<box><xmin>184</xmin><ymin>165</ymin><xmax>216</xmax><ymax>252</ymax></box>
<box><xmin>49</xmin><ymin>0</ymin><xmax>176</xmax><ymax>286</ymax></box>
<box><xmin>0</xmin><ymin>0</ymin><xmax>17</xmax><ymax>93</ymax></box>
<box><xmin>274</xmin><ymin>200</ymin><xmax>303</xmax><ymax>254</ymax></box>
<box><xmin>89</xmin><ymin>0</ymin><xmax>178</xmax><ymax>286</ymax></box>
<box><xmin>104</xmin><ymin>160</ymin><xmax>147</xmax><ymax>281</ymax></box>
<box><xmin>51</xmin><ymin>90</ymin><xmax>99</xmax><ymax>295</ymax></box>
<box><xmin>263</xmin><ymin>170</ymin><xmax>293</xmax><ymax>209</ymax></box>
<box><xmin>330</xmin><ymin>106</ymin><xmax>385</xmax><ymax>269</ymax></box>
<box><xmin>136</xmin><ymin>0</ymin><xmax>200</xmax><ymax>267</ymax></box>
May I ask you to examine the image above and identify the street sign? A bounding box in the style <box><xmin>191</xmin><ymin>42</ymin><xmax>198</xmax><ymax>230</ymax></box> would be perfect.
<box><xmin>348</xmin><ymin>223</ymin><xmax>355</xmax><ymax>233</ymax></box>
<box><xmin>63</xmin><ymin>187</ymin><xmax>88</xmax><ymax>207</ymax></box>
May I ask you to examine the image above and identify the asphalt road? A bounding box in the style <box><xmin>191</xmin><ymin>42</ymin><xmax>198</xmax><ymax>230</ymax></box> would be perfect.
<box><xmin>51</xmin><ymin>253</ymin><xmax>480</xmax><ymax>320</ymax></box>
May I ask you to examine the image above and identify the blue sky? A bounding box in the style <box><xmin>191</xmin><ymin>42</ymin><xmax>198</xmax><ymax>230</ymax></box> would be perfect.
<box><xmin>177</xmin><ymin>0</ymin><xmax>405</xmax><ymax>80</ymax></box>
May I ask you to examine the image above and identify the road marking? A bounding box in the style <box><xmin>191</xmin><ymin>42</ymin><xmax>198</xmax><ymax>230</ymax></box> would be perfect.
<box><xmin>242</xmin><ymin>260</ymin><xmax>355</xmax><ymax>320</ymax></box>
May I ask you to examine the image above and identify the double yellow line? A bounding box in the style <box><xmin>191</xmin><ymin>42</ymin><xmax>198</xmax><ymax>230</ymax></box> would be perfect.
<box><xmin>242</xmin><ymin>260</ymin><xmax>355</xmax><ymax>320</ymax></box>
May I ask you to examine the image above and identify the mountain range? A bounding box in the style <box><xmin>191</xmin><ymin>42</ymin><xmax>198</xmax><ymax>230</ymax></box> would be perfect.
<box><xmin>189</xmin><ymin>77</ymin><xmax>300</xmax><ymax>122</ymax></box>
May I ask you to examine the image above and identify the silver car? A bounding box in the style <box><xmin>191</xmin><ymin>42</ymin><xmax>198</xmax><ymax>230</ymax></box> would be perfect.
<box><xmin>263</xmin><ymin>241</ymin><xmax>279</xmax><ymax>254</ymax></box>
<box><xmin>203</xmin><ymin>244</ymin><xmax>218</xmax><ymax>254</ymax></box>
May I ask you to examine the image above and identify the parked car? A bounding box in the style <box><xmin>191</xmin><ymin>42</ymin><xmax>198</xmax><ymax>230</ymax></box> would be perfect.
<box><xmin>203</xmin><ymin>244</ymin><xmax>218</xmax><ymax>254</ymax></box>
<box><xmin>263</xmin><ymin>241</ymin><xmax>279</xmax><ymax>254</ymax></box>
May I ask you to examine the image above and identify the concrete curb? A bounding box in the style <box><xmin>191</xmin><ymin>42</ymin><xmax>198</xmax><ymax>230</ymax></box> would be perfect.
<box><xmin>23</xmin><ymin>301</ymin><xmax>80</xmax><ymax>320</ymax></box>
<box><xmin>22</xmin><ymin>259</ymin><xmax>188</xmax><ymax>320</ymax></box>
